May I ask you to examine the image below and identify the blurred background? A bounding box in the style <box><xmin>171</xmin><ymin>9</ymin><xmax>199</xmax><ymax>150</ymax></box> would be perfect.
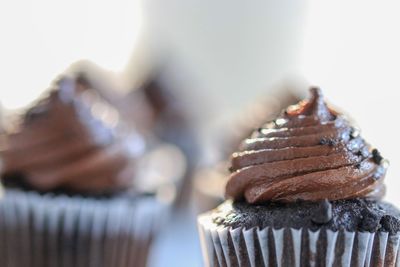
<box><xmin>1</xmin><ymin>1</ymin><xmax>400</xmax><ymax>266</ymax></box>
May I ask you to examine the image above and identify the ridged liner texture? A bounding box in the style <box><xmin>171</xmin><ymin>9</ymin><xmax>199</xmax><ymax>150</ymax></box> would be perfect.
<box><xmin>198</xmin><ymin>215</ymin><xmax>400</xmax><ymax>267</ymax></box>
<box><xmin>0</xmin><ymin>189</ymin><xmax>167</xmax><ymax>267</ymax></box>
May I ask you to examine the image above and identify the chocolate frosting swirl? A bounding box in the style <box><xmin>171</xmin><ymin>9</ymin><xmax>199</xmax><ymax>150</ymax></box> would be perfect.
<box><xmin>0</xmin><ymin>74</ymin><xmax>144</xmax><ymax>194</ymax></box>
<box><xmin>226</xmin><ymin>88</ymin><xmax>387</xmax><ymax>203</ymax></box>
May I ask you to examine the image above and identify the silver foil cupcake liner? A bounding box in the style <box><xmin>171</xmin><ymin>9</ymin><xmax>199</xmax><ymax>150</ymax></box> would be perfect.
<box><xmin>198</xmin><ymin>215</ymin><xmax>400</xmax><ymax>267</ymax></box>
<box><xmin>0</xmin><ymin>189</ymin><xmax>167</xmax><ymax>267</ymax></box>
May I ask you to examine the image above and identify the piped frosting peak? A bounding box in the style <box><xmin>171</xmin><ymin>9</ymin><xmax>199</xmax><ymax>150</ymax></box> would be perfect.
<box><xmin>226</xmin><ymin>88</ymin><xmax>387</xmax><ymax>203</ymax></box>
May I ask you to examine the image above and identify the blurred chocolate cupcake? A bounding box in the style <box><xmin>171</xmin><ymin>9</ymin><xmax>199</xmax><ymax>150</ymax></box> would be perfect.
<box><xmin>198</xmin><ymin>88</ymin><xmax>400</xmax><ymax>266</ymax></box>
<box><xmin>0</xmin><ymin>71</ymin><xmax>170</xmax><ymax>267</ymax></box>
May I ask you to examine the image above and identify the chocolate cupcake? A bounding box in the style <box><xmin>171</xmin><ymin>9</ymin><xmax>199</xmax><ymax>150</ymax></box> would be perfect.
<box><xmin>0</xmin><ymin>73</ymin><xmax>170</xmax><ymax>267</ymax></box>
<box><xmin>198</xmin><ymin>88</ymin><xmax>400</xmax><ymax>266</ymax></box>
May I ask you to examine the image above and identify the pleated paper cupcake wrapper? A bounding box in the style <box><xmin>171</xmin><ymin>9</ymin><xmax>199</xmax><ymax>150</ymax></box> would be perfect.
<box><xmin>0</xmin><ymin>189</ymin><xmax>168</xmax><ymax>267</ymax></box>
<box><xmin>198</xmin><ymin>215</ymin><xmax>400</xmax><ymax>267</ymax></box>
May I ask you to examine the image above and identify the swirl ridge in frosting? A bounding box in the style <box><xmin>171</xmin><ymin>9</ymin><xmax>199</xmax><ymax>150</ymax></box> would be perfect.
<box><xmin>226</xmin><ymin>88</ymin><xmax>387</xmax><ymax>203</ymax></box>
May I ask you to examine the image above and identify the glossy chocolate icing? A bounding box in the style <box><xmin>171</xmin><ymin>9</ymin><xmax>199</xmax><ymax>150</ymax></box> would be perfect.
<box><xmin>0</xmin><ymin>75</ymin><xmax>144</xmax><ymax>194</ymax></box>
<box><xmin>226</xmin><ymin>88</ymin><xmax>387</xmax><ymax>203</ymax></box>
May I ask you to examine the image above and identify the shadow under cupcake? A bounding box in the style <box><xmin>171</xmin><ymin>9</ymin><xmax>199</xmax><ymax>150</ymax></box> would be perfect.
<box><xmin>0</xmin><ymin>71</ymin><xmax>172</xmax><ymax>267</ymax></box>
<box><xmin>198</xmin><ymin>88</ymin><xmax>400</xmax><ymax>267</ymax></box>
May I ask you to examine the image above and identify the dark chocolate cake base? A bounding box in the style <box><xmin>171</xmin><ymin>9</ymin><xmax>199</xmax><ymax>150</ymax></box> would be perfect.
<box><xmin>210</xmin><ymin>199</ymin><xmax>400</xmax><ymax>233</ymax></box>
<box><xmin>198</xmin><ymin>200</ymin><xmax>400</xmax><ymax>267</ymax></box>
